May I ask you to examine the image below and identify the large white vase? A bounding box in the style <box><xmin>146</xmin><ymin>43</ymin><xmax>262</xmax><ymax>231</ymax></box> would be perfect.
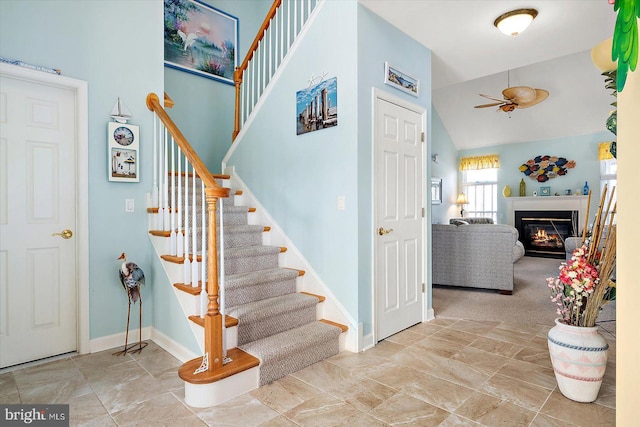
<box><xmin>547</xmin><ymin>318</ymin><xmax>609</xmax><ymax>402</ymax></box>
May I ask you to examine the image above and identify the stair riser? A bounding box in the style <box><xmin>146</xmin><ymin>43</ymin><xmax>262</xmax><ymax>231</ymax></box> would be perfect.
<box><xmin>225</xmin><ymin>253</ymin><xmax>279</xmax><ymax>275</ymax></box>
<box><xmin>224</xmin><ymin>231</ymin><xmax>263</xmax><ymax>249</ymax></box>
<box><xmin>257</xmin><ymin>336</ymin><xmax>339</xmax><ymax>386</ymax></box>
<box><xmin>232</xmin><ymin>306</ymin><xmax>317</xmax><ymax>346</ymax></box>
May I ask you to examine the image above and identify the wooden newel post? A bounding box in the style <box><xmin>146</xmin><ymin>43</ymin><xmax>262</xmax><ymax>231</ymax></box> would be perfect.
<box><xmin>204</xmin><ymin>189</ymin><xmax>223</xmax><ymax>371</ymax></box>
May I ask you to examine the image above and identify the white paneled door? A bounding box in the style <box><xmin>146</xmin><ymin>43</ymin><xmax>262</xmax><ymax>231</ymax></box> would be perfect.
<box><xmin>375</xmin><ymin>95</ymin><xmax>424</xmax><ymax>341</ymax></box>
<box><xmin>0</xmin><ymin>74</ymin><xmax>78</xmax><ymax>368</ymax></box>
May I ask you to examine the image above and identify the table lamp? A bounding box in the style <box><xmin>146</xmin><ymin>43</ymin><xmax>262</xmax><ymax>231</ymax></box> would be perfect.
<box><xmin>456</xmin><ymin>193</ymin><xmax>469</xmax><ymax>217</ymax></box>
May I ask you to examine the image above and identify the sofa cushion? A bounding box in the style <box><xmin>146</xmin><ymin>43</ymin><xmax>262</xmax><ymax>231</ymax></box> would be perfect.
<box><xmin>449</xmin><ymin>217</ymin><xmax>494</xmax><ymax>225</ymax></box>
<box><xmin>451</xmin><ymin>219</ymin><xmax>469</xmax><ymax>226</ymax></box>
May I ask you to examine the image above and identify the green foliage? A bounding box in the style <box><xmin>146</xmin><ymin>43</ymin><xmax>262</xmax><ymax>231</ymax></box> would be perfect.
<box><xmin>613</xmin><ymin>0</ymin><xmax>640</xmax><ymax>92</ymax></box>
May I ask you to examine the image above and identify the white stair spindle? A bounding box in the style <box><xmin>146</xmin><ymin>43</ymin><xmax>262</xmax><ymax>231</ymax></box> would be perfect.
<box><xmin>183</xmin><ymin>161</ymin><xmax>191</xmax><ymax>286</ymax></box>
<box><xmin>191</xmin><ymin>171</ymin><xmax>199</xmax><ymax>288</ymax></box>
<box><xmin>157</xmin><ymin>123</ymin><xmax>165</xmax><ymax>231</ymax></box>
<box><xmin>176</xmin><ymin>147</ymin><xmax>184</xmax><ymax>257</ymax></box>
<box><xmin>200</xmin><ymin>180</ymin><xmax>207</xmax><ymax>318</ymax></box>
<box><xmin>218</xmin><ymin>197</ymin><xmax>226</xmax><ymax>357</ymax></box>
<box><xmin>163</xmin><ymin>128</ymin><xmax>170</xmax><ymax>232</ymax></box>
<box><xmin>152</xmin><ymin>115</ymin><xmax>158</xmax><ymax>208</ymax></box>
<box><xmin>169</xmin><ymin>137</ymin><xmax>177</xmax><ymax>255</ymax></box>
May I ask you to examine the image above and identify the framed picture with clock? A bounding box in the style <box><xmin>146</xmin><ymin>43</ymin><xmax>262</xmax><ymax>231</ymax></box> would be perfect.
<box><xmin>108</xmin><ymin>122</ymin><xmax>140</xmax><ymax>182</ymax></box>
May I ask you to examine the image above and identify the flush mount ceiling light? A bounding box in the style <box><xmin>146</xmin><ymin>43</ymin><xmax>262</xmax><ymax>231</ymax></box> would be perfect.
<box><xmin>494</xmin><ymin>8</ymin><xmax>538</xmax><ymax>37</ymax></box>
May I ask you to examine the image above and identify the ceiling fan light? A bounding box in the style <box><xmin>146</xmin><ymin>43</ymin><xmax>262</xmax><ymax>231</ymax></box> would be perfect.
<box><xmin>494</xmin><ymin>9</ymin><xmax>538</xmax><ymax>37</ymax></box>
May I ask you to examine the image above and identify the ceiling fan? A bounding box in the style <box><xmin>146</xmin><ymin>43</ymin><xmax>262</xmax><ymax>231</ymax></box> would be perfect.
<box><xmin>474</xmin><ymin>72</ymin><xmax>549</xmax><ymax>113</ymax></box>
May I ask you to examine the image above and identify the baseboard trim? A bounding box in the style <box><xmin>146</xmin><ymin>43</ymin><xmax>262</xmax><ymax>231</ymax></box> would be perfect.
<box><xmin>151</xmin><ymin>327</ymin><xmax>199</xmax><ymax>363</ymax></box>
<box><xmin>89</xmin><ymin>327</ymin><xmax>153</xmax><ymax>354</ymax></box>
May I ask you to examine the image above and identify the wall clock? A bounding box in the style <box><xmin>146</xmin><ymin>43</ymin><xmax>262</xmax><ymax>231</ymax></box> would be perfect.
<box><xmin>108</xmin><ymin>122</ymin><xmax>140</xmax><ymax>182</ymax></box>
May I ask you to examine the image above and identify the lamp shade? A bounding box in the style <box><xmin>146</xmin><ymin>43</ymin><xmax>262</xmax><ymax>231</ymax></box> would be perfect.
<box><xmin>456</xmin><ymin>193</ymin><xmax>469</xmax><ymax>205</ymax></box>
<box><xmin>494</xmin><ymin>9</ymin><xmax>538</xmax><ymax>37</ymax></box>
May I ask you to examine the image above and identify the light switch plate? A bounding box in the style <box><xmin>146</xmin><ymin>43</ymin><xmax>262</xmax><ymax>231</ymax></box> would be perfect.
<box><xmin>125</xmin><ymin>199</ymin><xmax>135</xmax><ymax>213</ymax></box>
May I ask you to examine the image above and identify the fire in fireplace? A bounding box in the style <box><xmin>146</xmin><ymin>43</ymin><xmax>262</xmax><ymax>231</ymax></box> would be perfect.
<box><xmin>515</xmin><ymin>210</ymin><xmax>578</xmax><ymax>258</ymax></box>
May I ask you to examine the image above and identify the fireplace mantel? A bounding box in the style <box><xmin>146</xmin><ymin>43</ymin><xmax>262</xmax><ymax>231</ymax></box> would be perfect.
<box><xmin>506</xmin><ymin>196</ymin><xmax>589</xmax><ymax>228</ymax></box>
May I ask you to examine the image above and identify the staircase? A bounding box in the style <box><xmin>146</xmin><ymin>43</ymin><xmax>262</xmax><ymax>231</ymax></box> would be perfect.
<box><xmin>147</xmin><ymin>164</ymin><xmax>347</xmax><ymax>406</ymax></box>
<box><xmin>144</xmin><ymin>0</ymin><xmax>349</xmax><ymax>408</ymax></box>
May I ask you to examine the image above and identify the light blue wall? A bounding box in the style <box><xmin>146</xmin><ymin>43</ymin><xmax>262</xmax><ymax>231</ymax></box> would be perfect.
<box><xmin>431</xmin><ymin>108</ymin><xmax>458</xmax><ymax>224</ymax></box>
<box><xmin>165</xmin><ymin>0</ymin><xmax>272</xmax><ymax>173</ymax></box>
<box><xmin>356</xmin><ymin>5</ymin><xmax>432</xmax><ymax>335</ymax></box>
<box><xmin>0</xmin><ymin>1</ymin><xmax>164</xmax><ymax>339</ymax></box>
<box><xmin>459</xmin><ymin>131</ymin><xmax>614</xmax><ymax>224</ymax></box>
<box><xmin>227</xmin><ymin>0</ymin><xmax>360</xmax><ymax>319</ymax></box>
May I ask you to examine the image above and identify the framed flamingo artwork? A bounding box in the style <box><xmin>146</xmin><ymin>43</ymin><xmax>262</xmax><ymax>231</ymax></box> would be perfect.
<box><xmin>163</xmin><ymin>0</ymin><xmax>238</xmax><ymax>84</ymax></box>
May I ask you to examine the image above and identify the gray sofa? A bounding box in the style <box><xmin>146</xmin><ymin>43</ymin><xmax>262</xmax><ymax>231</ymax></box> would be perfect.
<box><xmin>432</xmin><ymin>223</ymin><xmax>525</xmax><ymax>294</ymax></box>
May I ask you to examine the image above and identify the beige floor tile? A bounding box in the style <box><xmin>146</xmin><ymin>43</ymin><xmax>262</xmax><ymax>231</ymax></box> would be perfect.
<box><xmin>430</xmin><ymin>328</ymin><xmax>479</xmax><ymax>347</ymax></box>
<box><xmin>152</xmin><ymin>365</ymin><xmax>184</xmax><ymax>393</ymax></box>
<box><xmin>428</xmin><ymin>317</ymin><xmax>460</xmax><ymax>327</ymax></box>
<box><xmin>385</xmin><ymin>328</ymin><xmax>427</xmax><ymax>346</ymax></box>
<box><xmin>483</xmin><ymin>327</ymin><xmax>536</xmax><ymax>346</ymax></box>
<box><xmin>402</xmin><ymin>372</ymin><xmax>475</xmax><ymax>412</ymax></box>
<box><xmin>19</xmin><ymin>375</ymin><xmax>92</xmax><ymax>404</ymax></box>
<box><xmin>74</xmin><ymin>414</ymin><xmax>118</xmax><ymax>427</ymax></box>
<box><xmin>326</xmin><ymin>351</ymin><xmax>388</xmax><ymax>373</ymax></box>
<box><xmin>408</xmin><ymin>321</ymin><xmax>445</xmax><ymax>336</ymax></box>
<box><xmin>0</xmin><ymin>391</ymin><xmax>22</xmax><ymax>404</ymax></box>
<box><xmin>68</xmin><ymin>392</ymin><xmax>110</xmax><ymax>426</ymax></box>
<box><xmin>82</xmin><ymin>359</ymin><xmax>147</xmax><ymax>386</ymax></box>
<box><xmin>390</xmin><ymin>345</ymin><xmax>452</xmax><ymax>376</ymax></box>
<box><xmin>455</xmin><ymin>392</ymin><xmax>537</xmax><ymax>426</ymax></box>
<box><xmin>127</xmin><ymin>340</ymin><xmax>167</xmax><ymax>360</ymax></box>
<box><xmin>0</xmin><ymin>372</ymin><xmax>19</xmax><ymax>398</ymax></box>
<box><xmin>258</xmin><ymin>415</ymin><xmax>299</xmax><ymax>426</ymax></box>
<box><xmin>601</xmin><ymin>360</ymin><xmax>616</xmax><ymax>386</ymax></box>
<box><xmin>540</xmin><ymin>390</ymin><xmax>615</xmax><ymax>426</ymax></box>
<box><xmin>12</xmin><ymin>358</ymin><xmax>83</xmax><ymax>389</ymax></box>
<box><xmin>359</xmin><ymin>360</ymin><xmax>425</xmax><ymax>390</ymax></box>
<box><xmin>339</xmin><ymin>377</ymin><xmax>398</xmax><ymax>412</ymax></box>
<box><xmin>467</xmin><ymin>336</ymin><xmax>524</xmax><ymax>358</ymax></box>
<box><xmin>350</xmin><ymin>413</ymin><xmax>391</xmax><ymax>426</ymax></box>
<box><xmin>437</xmin><ymin>413</ymin><xmax>482</xmax><ymax>426</ymax></box>
<box><xmin>290</xmin><ymin>360</ymin><xmax>355</xmax><ymax>395</ymax></box>
<box><xmin>496</xmin><ymin>321</ymin><xmax>542</xmax><ymax>335</ymax></box>
<box><xmin>72</xmin><ymin>348</ymin><xmax>134</xmax><ymax>377</ymax></box>
<box><xmin>92</xmin><ymin>372</ymin><xmax>167</xmax><ymax>414</ymax></box>
<box><xmin>480</xmin><ymin>373</ymin><xmax>553</xmax><ymax>411</ymax></box>
<box><xmin>283</xmin><ymin>394</ymin><xmax>365</xmax><ymax>426</ymax></box>
<box><xmin>496</xmin><ymin>358</ymin><xmax>558</xmax><ymax>390</ymax></box>
<box><xmin>447</xmin><ymin>319</ymin><xmax>500</xmax><ymax>336</ymax></box>
<box><xmin>529</xmin><ymin>413</ymin><xmax>579</xmax><ymax>427</ymax></box>
<box><xmin>422</xmin><ymin>355</ymin><xmax>491</xmax><ymax>390</ymax></box>
<box><xmin>594</xmin><ymin>381</ymin><xmax>615</xmax><ymax>409</ymax></box>
<box><xmin>111</xmin><ymin>392</ymin><xmax>205</xmax><ymax>427</ymax></box>
<box><xmin>412</xmin><ymin>335</ymin><xmax>467</xmax><ymax>358</ymax></box>
<box><xmin>363</xmin><ymin>339</ymin><xmax>406</xmax><ymax>358</ymax></box>
<box><xmin>135</xmin><ymin>350</ymin><xmax>181</xmax><ymax>376</ymax></box>
<box><xmin>368</xmin><ymin>392</ymin><xmax>450</xmax><ymax>426</ymax></box>
<box><xmin>195</xmin><ymin>393</ymin><xmax>280</xmax><ymax>427</ymax></box>
<box><xmin>513</xmin><ymin>346</ymin><xmax>553</xmax><ymax>369</ymax></box>
<box><xmin>450</xmin><ymin>346</ymin><xmax>510</xmax><ymax>376</ymax></box>
<box><xmin>251</xmin><ymin>376</ymin><xmax>321</xmax><ymax>413</ymax></box>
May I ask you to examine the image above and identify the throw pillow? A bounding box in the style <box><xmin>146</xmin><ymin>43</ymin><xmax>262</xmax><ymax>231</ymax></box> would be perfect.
<box><xmin>451</xmin><ymin>219</ymin><xmax>469</xmax><ymax>226</ymax></box>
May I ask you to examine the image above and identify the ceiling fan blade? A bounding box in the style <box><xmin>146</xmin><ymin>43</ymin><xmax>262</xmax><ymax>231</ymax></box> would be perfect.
<box><xmin>516</xmin><ymin>89</ymin><xmax>549</xmax><ymax>108</ymax></box>
<box><xmin>474</xmin><ymin>102</ymin><xmax>504</xmax><ymax>108</ymax></box>
<box><xmin>503</xmin><ymin>86</ymin><xmax>536</xmax><ymax>103</ymax></box>
<box><xmin>479</xmin><ymin>93</ymin><xmax>507</xmax><ymax>102</ymax></box>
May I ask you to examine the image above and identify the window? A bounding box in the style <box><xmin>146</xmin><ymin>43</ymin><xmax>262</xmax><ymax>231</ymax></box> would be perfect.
<box><xmin>600</xmin><ymin>157</ymin><xmax>617</xmax><ymax>223</ymax></box>
<box><xmin>463</xmin><ymin>168</ymin><xmax>498</xmax><ymax>222</ymax></box>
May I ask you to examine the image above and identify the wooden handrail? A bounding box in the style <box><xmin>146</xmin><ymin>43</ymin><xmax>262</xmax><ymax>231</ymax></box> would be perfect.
<box><xmin>233</xmin><ymin>0</ymin><xmax>282</xmax><ymax>140</ymax></box>
<box><xmin>147</xmin><ymin>92</ymin><xmax>229</xmax><ymax>372</ymax></box>
<box><xmin>147</xmin><ymin>93</ymin><xmax>229</xmax><ymax>198</ymax></box>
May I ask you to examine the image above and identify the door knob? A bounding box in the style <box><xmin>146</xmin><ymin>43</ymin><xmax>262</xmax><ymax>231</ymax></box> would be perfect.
<box><xmin>378</xmin><ymin>227</ymin><xmax>394</xmax><ymax>236</ymax></box>
<box><xmin>52</xmin><ymin>229</ymin><xmax>73</xmax><ymax>239</ymax></box>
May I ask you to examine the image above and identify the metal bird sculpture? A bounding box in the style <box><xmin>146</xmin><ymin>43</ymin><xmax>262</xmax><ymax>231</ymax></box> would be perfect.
<box><xmin>113</xmin><ymin>252</ymin><xmax>148</xmax><ymax>355</ymax></box>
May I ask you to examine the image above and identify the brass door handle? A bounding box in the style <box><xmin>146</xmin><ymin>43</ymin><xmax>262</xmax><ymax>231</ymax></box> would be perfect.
<box><xmin>52</xmin><ymin>229</ymin><xmax>73</xmax><ymax>239</ymax></box>
<box><xmin>378</xmin><ymin>227</ymin><xmax>394</xmax><ymax>236</ymax></box>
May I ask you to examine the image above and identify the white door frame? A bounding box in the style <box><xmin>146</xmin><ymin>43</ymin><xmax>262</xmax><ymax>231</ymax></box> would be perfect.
<box><xmin>372</xmin><ymin>88</ymin><xmax>427</xmax><ymax>345</ymax></box>
<box><xmin>1</xmin><ymin>62</ymin><xmax>90</xmax><ymax>355</ymax></box>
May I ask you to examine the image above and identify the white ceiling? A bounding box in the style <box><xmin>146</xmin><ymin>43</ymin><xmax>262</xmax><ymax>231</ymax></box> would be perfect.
<box><xmin>359</xmin><ymin>0</ymin><xmax>617</xmax><ymax>150</ymax></box>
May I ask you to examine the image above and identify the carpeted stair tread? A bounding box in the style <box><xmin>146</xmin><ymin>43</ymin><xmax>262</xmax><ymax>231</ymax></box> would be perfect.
<box><xmin>225</xmin><ymin>268</ymin><xmax>299</xmax><ymax>308</ymax></box>
<box><xmin>224</xmin><ymin>245</ymin><xmax>282</xmax><ymax>274</ymax></box>
<box><xmin>240</xmin><ymin>321</ymin><xmax>341</xmax><ymax>385</ymax></box>
<box><xmin>228</xmin><ymin>293</ymin><xmax>318</xmax><ymax>346</ymax></box>
<box><xmin>222</xmin><ymin>224</ymin><xmax>265</xmax><ymax>249</ymax></box>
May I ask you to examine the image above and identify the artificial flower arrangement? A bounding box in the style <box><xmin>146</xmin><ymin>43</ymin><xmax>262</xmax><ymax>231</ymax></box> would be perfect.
<box><xmin>547</xmin><ymin>186</ymin><xmax>617</xmax><ymax>327</ymax></box>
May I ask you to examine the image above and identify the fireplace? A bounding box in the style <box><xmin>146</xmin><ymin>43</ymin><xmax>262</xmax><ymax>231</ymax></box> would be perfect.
<box><xmin>515</xmin><ymin>210</ymin><xmax>578</xmax><ymax>258</ymax></box>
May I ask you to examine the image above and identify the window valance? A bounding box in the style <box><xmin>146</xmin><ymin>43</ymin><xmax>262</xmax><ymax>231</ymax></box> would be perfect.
<box><xmin>459</xmin><ymin>154</ymin><xmax>500</xmax><ymax>171</ymax></box>
<box><xmin>598</xmin><ymin>142</ymin><xmax>614</xmax><ymax>160</ymax></box>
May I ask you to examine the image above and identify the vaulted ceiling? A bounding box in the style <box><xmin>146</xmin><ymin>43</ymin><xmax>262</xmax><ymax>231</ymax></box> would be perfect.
<box><xmin>359</xmin><ymin>0</ymin><xmax>617</xmax><ymax>150</ymax></box>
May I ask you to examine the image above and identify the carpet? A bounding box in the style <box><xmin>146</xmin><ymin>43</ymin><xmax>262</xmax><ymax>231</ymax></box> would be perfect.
<box><xmin>432</xmin><ymin>256</ymin><xmax>616</xmax><ymax>329</ymax></box>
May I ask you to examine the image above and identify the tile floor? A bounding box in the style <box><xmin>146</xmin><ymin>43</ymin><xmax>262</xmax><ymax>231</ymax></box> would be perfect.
<box><xmin>0</xmin><ymin>317</ymin><xmax>616</xmax><ymax>426</ymax></box>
